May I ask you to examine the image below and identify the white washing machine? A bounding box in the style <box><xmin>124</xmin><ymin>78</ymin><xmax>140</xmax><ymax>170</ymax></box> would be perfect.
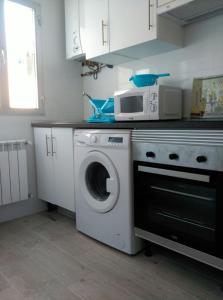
<box><xmin>74</xmin><ymin>129</ymin><xmax>143</xmax><ymax>255</ymax></box>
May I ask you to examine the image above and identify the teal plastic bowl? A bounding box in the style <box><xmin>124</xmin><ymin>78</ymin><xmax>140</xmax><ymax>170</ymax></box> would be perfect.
<box><xmin>129</xmin><ymin>73</ymin><xmax>170</xmax><ymax>87</ymax></box>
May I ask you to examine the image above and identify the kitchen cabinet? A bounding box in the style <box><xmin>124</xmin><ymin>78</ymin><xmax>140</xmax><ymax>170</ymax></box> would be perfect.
<box><xmin>110</xmin><ymin>0</ymin><xmax>183</xmax><ymax>60</ymax></box>
<box><xmin>77</xmin><ymin>0</ymin><xmax>183</xmax><ymax>64</ymax></box>
<box><xmin>64</xmin><ymin>0</ymin><xmax>84</xmax><ymax>59</ymax></box>
<box><xmin>34</xmin><ymin>128</ymin><xmax>54</xmax><ymax>204</ymax></box>
<box><xmin>157</xmin><ymin>0</ymin><xmax>223</xmax><ymax>25</ymax></box>
<box><xmin>109</xmin><ymin>0</ymin><xmax>156</xmax><ymax>52</ymax></box>
<box><xmin>34</xmin><ymin>127</ymin><xmax>75</xmax><ymax>212</ymax></box>
<box><xmin>79</xmin><ymin>0</ymin><xmax>109</xmax><ymax>59</ymax></box>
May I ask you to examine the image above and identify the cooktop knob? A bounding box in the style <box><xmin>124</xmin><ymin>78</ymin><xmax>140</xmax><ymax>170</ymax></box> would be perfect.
<box><xmin>169</xmin><ymin>153</ymin><xmax>179</xmax><ymax>160</ymax></box>
<box><xmin>196</xmin><ymin>155</ymin><xmax>207</xmax><ymax>163</ymax></box>
<box><xmin>146</xmin><ymin>151</ymin><xmax>156</xmax><ymax>158</ymax></box>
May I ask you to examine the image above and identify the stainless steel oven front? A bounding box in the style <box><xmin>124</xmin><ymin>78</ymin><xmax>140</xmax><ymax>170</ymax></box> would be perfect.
<box><xmin>132</xmin><ymin>130</ymin><xmax>223</xmax><ymax>270</ymax></box>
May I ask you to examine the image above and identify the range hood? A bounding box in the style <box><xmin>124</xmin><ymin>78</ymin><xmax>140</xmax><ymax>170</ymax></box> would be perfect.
<box><xmin>157</xmin><ymin>0</ymin><xmax>223</xmax><ymax>25</ymax></box>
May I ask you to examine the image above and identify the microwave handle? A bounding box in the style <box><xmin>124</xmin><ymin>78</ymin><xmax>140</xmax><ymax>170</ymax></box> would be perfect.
<box><xmin>138</xmin><ymin>165</ymin><xmax>210</xmax><ymax>183</ymax></box>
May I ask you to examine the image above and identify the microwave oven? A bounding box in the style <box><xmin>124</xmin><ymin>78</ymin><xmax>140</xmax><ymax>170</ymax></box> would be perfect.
<box><xmin>114</xmin><ymin>85</ymin><xmax>182</xmax><ymax>121</ymax></box>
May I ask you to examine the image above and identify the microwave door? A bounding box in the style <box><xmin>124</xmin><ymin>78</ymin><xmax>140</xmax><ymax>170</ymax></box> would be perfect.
<box><xmin>120</xmin><ymin>95</ymin><xmax>144</xmax><ymax>113</ymax></box>
<box><xmin>116</xmin><ymin>92</ymin><xmax>149</xmax><ymax>120</ymax></box>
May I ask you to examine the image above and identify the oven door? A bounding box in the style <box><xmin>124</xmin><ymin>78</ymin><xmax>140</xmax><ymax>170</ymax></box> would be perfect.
<box><xmin>134</xmin><ymin>161</ymin><xmax>223</xmax><ymax>258</ymax></box>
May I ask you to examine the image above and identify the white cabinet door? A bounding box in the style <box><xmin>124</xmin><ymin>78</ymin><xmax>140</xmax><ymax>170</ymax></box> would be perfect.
<box><xmin>34</xmin><ymin>128</ymin><xmax>55</xmax><ymax>204</ymax></box>
<box><xmin>80</xmin><ymin>0</ymin><xmax>109</xmax><ymax>59</ymax></box>
<box><xmin>109</xmin><ymin>0</ymin><xmax>156</xmax><ymax>52</ymax></box>
<box><xmin>64</xmin><ymin>0</ymin><xmax>83</xmax><ymax>59</ymax></box>
<box><xmin>34</xmin><ymin>128</ymin><xmax>75</xmax><ymax>212</ymax></box>
<box><xmin>52</xmin><ymin>128</ymin><xmax>75</xmax><ymax>212</ymax></box>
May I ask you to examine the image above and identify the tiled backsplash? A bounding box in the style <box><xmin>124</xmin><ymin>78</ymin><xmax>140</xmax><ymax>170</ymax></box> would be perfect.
<box><xmin>83</xmin><ymin>14</ymin><xmax>223</xmax><ymax>119</ymax></box>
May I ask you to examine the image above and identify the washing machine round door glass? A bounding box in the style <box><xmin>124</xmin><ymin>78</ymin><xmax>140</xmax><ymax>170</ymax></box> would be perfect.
<box><xmin>79</xmin><ymin>151</ymin><xmax>120</xmax><ymax>213</ymax></box>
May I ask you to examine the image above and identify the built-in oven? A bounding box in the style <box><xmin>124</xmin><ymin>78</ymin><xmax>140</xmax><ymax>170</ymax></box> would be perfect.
<box><xmin>132</xmin><ymin>130</ymin><xmax>223</xmax><ymax>270</ymax></box>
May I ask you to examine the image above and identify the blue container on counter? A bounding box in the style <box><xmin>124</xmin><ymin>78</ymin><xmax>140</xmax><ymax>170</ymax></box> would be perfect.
<box><xmin>129</xmin><ymin>73</ymin><xmax>170</xmax><ymax>87</ymax></box>
<box><xmin>87</xmin><ymin>97</ymin><xmax>115</xmax><ymax>123</ymax></box>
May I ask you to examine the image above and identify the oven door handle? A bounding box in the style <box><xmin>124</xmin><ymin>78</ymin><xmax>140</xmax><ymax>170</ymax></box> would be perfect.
<box><xmin>138</xmin><ymin>166</ymin><xmax>210</xmax><ymax>183</ymax></box>
<box><xmin>150</xmin><ymin>186</ymin><xmax>214</xmax><ymax>201</ymax></box>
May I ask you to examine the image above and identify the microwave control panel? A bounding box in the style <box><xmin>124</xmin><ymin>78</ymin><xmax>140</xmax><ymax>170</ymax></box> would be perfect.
<box><xmin>148</xmin><ymin>86</ymin><xmax>159</xmax><ymax>119</ymax></box>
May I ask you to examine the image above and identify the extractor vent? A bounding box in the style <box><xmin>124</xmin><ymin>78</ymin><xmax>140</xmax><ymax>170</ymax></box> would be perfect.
<box><xmin>131</xmin><ymin>130</ymin><xmax>223</xmax><ymax>146</ymax></box>
<box><xmin>158</xmin><ymin>0</ymin><xmax>223</xmax><ymax>25</ymax></box>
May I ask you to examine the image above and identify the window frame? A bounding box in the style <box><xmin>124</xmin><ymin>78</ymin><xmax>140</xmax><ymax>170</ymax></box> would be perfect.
<box><xmin>0</xmin><ymin>0</ymin><xmax>45</xmax><ymax>115</ymax></box>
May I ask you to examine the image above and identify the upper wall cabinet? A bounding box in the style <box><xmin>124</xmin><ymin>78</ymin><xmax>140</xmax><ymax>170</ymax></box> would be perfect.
<box><xmin>79</xmin><ymin>0</ymin><xmax>109</xmax><ymax>59</ymax></box>
<box><xmin>64</xmin><ymin>0</ymin><xmax>84</xmax><ymax>59</ymax></box>
<box><xmin>108</xmin><ymin>0</ymin><xmax>183</xmax><ymax>61</ymax></box>
<box><xmin>157</xmin><ymin>0</ymin><xmax>223</xmax><ymax>25</ymax></box>
<box><xmin>65</xmin><ymin>0</ymin><xmax>183</xmax><ymax>64</ymax></box>
<box><xmin>79</xmin><ymin>0</ymin><xmax>130</xmax><ymax>65</ymax></box>
<box><xmin>109</xmin><ymin>0</ymin><xmax>157</xmax><ymax>52</ymax></box>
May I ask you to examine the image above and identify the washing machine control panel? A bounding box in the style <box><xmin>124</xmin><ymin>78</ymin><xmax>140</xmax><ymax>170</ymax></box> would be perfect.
<box><xmin>74</xmin><ymin>131</ymin><xmax>130</xmax><ymax>148</ymax></box>
<box><xmin>93</xmin><ymin>134</ymin><xmax>128</xmax><ymax>148</ymax></box>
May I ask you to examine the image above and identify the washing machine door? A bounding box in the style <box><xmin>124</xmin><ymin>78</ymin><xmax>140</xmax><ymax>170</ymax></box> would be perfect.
<box><xmin>79</xmin><ymin>151</ymin><xmax>120</xmax><ymax>213</ymax></box>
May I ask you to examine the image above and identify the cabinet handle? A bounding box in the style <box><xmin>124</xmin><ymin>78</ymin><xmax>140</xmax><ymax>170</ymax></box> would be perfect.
<box><xmin>148</xmin><ymin>0</ymin><xmax>153</xmax><ymax>30</ymax></box>
<box><xmin>51</xmin><ymin>137</ymin><xmax>56</xmax><ymax>156</ymax></box>
<box><xmin>101</xmin><ymin>20</ymin><xmax>107</xmax><ymax>46</ymax></box>
<box><xmin>45</xmin><ymin>135</ymin><xmax>50</xmax><ymax>156</ymax></box>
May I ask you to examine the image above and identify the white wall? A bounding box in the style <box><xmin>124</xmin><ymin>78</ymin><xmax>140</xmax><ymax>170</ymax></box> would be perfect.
<box><xmin>83</xmin><ymin>14</ymin><xmax>223</xmax><ymax>119</ymax></box>
<box><xmin>0</xmin><ymin>0</ymin><xmax>83</xmax><ymax>222</ymax></box>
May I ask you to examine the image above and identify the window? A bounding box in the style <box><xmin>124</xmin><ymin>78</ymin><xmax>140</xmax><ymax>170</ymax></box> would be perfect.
<box><xmin>0</xmin><ymin>0</ymin><xmax>43</xmax><ymax>113</ymax></box>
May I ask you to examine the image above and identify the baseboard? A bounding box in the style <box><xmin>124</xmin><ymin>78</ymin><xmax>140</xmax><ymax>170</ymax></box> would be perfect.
<box><xmin>0</xmin><ymin>198</ymin><xmax>46</xmax><ymax>223</ymax></box>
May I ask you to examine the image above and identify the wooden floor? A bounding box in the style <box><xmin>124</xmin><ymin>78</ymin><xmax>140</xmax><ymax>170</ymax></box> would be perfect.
<box><xmin>0</xmin><ymin>212</ymin><xmax>222</xmax><ymax>300</ymax></box>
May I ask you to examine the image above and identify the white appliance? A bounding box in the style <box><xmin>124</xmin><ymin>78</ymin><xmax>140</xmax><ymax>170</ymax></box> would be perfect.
<box><xmin>157</xmin><ymin>0</ymin><xmax>223</xmax><ymax>25</ymax></box>
<box><xmin>74</xmin><ymin>130</ymin><xmax>143</xmax><ymax>254</ymax></box>
<box><xmin>114</xmin><ymin>85</ymin><xmax>182</xmax><ymax>121</ymax></box>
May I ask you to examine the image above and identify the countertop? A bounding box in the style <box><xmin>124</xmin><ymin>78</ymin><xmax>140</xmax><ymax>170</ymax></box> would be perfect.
<box><xmin>32</xmin><ymin>120</ymin><xmax>223</xmax><ymax>130</ymax></box>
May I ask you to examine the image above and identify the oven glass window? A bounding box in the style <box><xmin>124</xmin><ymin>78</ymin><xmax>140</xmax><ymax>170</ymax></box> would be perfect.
<box><xmin>120</xmin><ymin>96</ymin><xmax>143</xmax><ymax>113</ymax></box>
<box><xmin>147</xmin><ymin>179</ymin><xmax>216</xmax><ymax>237</ymax></box>
<box><xmin>134</xmin><ymin>164</ymin><xmax>220</xmax><ymax>256</ymax></box>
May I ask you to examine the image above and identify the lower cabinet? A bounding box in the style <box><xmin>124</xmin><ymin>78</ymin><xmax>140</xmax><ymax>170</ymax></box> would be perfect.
<box><xmin>34</xmin><ymin>127</ymin><xmax>75</xmax><ymax>212</ymax></box>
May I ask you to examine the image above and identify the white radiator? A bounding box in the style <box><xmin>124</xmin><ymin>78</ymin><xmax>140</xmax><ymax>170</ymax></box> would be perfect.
<box><xmin>0</xmin><ymin>140</ymin><xmax>28</xmax><ymax>206</ymax></box>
